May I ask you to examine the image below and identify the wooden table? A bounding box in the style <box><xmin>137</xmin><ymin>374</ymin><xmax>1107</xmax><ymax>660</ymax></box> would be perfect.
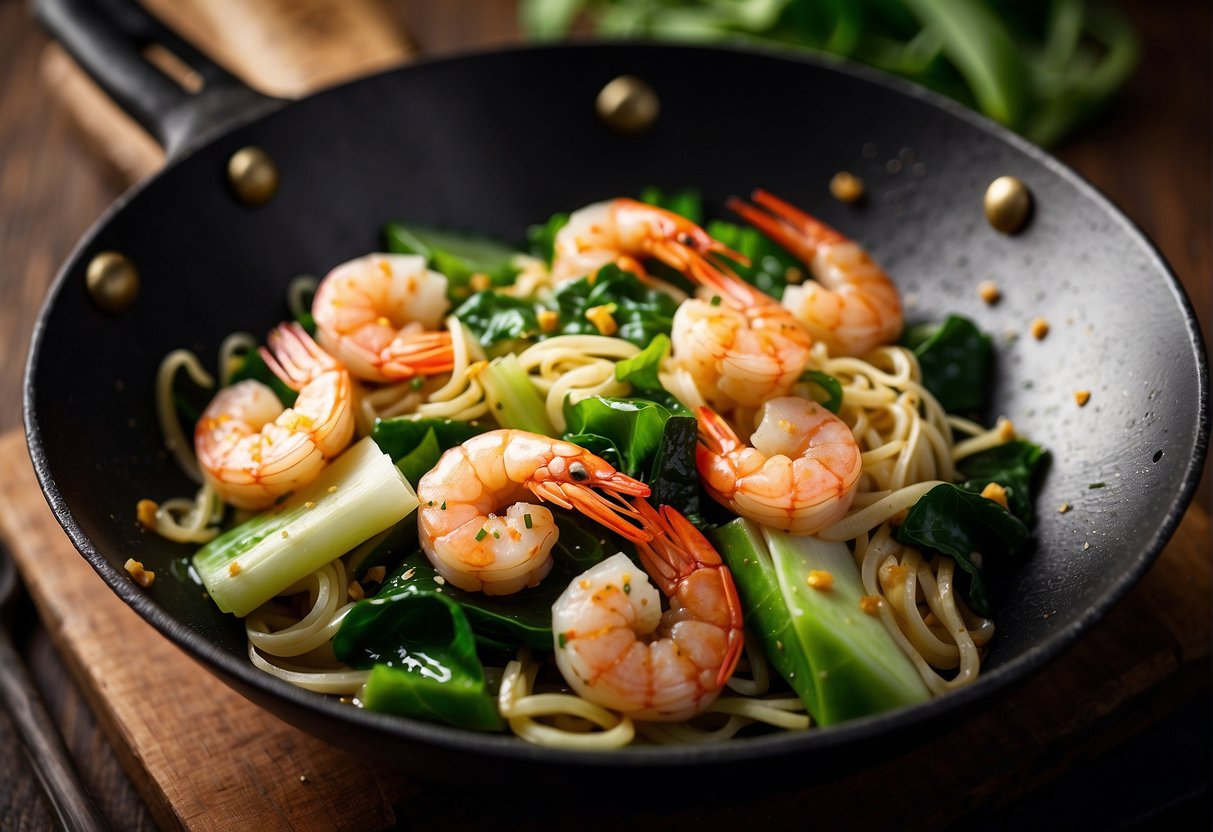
<box><xmin>1</xmin><ymin>0</ymin><xmax>1208</xmax><ymax>829</ymax></box>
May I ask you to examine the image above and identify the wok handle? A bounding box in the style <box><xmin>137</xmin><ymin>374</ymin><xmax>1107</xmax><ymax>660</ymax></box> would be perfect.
<box><xmin>32</xmin><ymin>0</ymin><xmax>281</xmax><ymax>158</ymax></box>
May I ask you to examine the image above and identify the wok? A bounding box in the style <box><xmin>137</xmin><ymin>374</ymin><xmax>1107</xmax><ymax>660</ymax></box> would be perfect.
<box><xmin>25</xmin><ymin>0</ymin><xmax>1208</xmax><ymax>788</ymax></box>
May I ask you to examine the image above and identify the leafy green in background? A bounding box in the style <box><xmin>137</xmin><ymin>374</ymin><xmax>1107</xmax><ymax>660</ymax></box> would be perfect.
<box><xmin>902</xmin><ymin>315</ymin><xmax>992</xmax><ymax>416</ymax></box>
<box><xmin>521</xmin><ymin>0</ymin><xmax>1138</xmax><ymax>145</ymax></box>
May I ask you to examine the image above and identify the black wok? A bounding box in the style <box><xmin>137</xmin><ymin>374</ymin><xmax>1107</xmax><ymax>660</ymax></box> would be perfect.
<box><xmin>25</xmin><ymin>0</ymin><xmax>1208</xmax><ymax>789</ymax></box>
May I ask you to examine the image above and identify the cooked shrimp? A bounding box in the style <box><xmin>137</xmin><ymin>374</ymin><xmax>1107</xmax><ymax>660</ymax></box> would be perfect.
<box><xmin>312</xmin><ymin>253</ymin><xmax>455</xmax><ymax>383</ymax></box>
<box><xmin>551</xmin><ymin>499</ymin><xmax>744</xmax><ymax>721</ymax></box>
<box><xmin>417</xmin><ymin>431</ymin><xmax>651</xmax><ymax>596</ymax></box>
<box><xmin>729</xmin><ymin>189</ymin><xmax>902</xmax><ymax>356</ymax></box>
<box><xmin>195</xmin><ymin>323</ymin><xmax>354</xmax><ymax>511</ymax></box>
<box><xmin>665</xmin><ymin>235</ymin><xmax>813</xmax><ymax>410</ymax></box>
<box><xmin>697</xmin><ymin>397</ymin><xmax>862</xmax><ymax>534</ymax></box>
<box><xmin>551</xmin><ymin>198</ymin><xmax>740</xmax><ymax>285</ymax></box>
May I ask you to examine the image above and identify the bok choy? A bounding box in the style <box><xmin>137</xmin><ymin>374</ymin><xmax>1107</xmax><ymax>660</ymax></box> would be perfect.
<box><xmin>193</xmin><ymin>437</ymin><xmax>419</xmax><ymax>617</ymax></box>
<box><xmin>712</xmin><ymin>518</ymin><xmax>930</xmax><ymax>725</ymax></box>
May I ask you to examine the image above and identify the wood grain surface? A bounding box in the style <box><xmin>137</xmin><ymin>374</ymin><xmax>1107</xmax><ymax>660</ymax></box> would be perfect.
<box><xmin>0</xmin><ymin>0</ymin><xmax>1208</xmax><ymax>828</ymax></box>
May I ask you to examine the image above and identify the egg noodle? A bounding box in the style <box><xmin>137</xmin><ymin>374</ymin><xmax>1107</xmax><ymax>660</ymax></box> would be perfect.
<box><xmin>152</xmin><ymin>310</ymin><xmax>1005</xmax><ymax>746</ymax></box>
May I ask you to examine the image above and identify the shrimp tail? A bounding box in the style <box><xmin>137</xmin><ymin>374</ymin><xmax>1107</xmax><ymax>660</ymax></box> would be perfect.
<box><xmin>379</xmin><ymin>331</ymin><xmax>456</xmax><ymax>378</ymax></box>
<box><xmin>695</xmin><ymin>406</ymin><xmax>743</xmax><ymax>456</ymax></box>
<box><xmin>260</xmin><ymin>322</ymin><xmax>335</xmax><ymax>392</ymax></box>
<box><xmin>727</xmin><ymin>189</ymin><xmax>845</xmax><ymax>262</ymax></box>
<box><xmin>633</xmin><ymin>498</ymin><xmax>745</xmax><ymax>687</ymax></box>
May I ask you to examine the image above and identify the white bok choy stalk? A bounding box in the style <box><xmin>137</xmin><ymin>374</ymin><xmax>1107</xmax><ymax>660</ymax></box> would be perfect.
<box><xmin>194</xmin><ymin>437</ymin><xmax>419</xmax><ymax>617</ymax></box>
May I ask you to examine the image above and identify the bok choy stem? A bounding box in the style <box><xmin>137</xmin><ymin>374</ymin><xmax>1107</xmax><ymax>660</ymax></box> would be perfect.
<box><xmin>193</xmin><ymin>437</ymin><xmax>419</xmax><ymax>617</ymax></box>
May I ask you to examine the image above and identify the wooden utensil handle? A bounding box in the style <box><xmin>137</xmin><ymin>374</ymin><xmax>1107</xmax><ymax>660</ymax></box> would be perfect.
<box><xmin>0</xmin><ymin>630</ymin><xmax>112</xmax><ymax>832</ymax></box>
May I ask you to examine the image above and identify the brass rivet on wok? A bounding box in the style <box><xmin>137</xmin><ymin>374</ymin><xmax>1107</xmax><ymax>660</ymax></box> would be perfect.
<box><xmin>86</xmin><ymin>251</ymin><xmax>139</xmax><ymax>314</ymax></box>
<box><xmin>596</xmin><ymin>75</ymin><xmax>659</xmax><ymax>136</ymax></box>
<box><xmin>227</xmin><ymin>146</ymin><xmax>279</xmax><ymax>207</ymax></box>
<box><xmin>984</xmin><ymin>176</ymin><xmax>1032</xmax><ymax>234</ymax></box>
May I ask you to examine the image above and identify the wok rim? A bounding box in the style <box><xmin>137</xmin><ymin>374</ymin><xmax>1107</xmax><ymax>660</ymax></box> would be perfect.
<box><xmin>23</xmin><ymin>40</ymin><xmax>1210</xmax><ymax>768</ymax></box>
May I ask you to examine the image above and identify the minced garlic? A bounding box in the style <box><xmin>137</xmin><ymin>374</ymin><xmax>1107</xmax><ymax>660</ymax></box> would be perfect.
<box><xmin>806</xmin><ymin>570</ymin><xmax>834</xmax><ymax>590</ymax></box>
<box><xmin>136</xmin><ymin>499</ymin><xmax>158</xmax><ymax>530</ymax></box>
<box><xmin>858</xmin><ymin>595</ymin><xmax>882</xmax><ymax>615</ymax></box>
<box><xmin>123</xmin><ymin>558</ymin><xmax>155</xmax><ymax>588</ymax></box>
<box><xmin>980</xmin><ymin>482</ymin><xmax>1009</xmax><ymax>509</ymax></box>
<box><xmin>585</xmin><ymin>304</ymin><xmax>618</xmax><ymax>336</ymax></box>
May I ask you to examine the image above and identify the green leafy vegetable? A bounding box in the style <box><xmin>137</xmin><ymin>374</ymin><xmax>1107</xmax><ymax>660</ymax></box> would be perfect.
<box><xmin>647</xmin><ymin>414</ymin><xmax>700</xmax><ymax>520</ymax></box>
<box><xmin>554</xmin><ymin>264</ymin><xmax>680</xmax><ymax>348</ymax></box>
<box><xmin>894</xmin><ymin>482</ymin><xmax>1031</xmax><ymax>616</ymax></box>
<box><xmin>705</xmin><ymin>219</ymin><xmax>801</xmax><ymax>301</ymax></box>
<box><xmin>614</xmin><ymin>334</ymin><xmax>670</xmax><ymax>392</ymax></box>
<box><xmin>526</xmin><ymin>212</ymin><xmax>570</xmax><ymax>262</ymax></box>
<box><xmin>518</xmin><ymin>1</ymin><xmax>1138</xmax><ymax>144</ymax></box>
<box><xmin>338</xmin><ymin>515</ymin><xmax>611</xmax><ymax>652</ymax></box>
<box><xmin>712</xmin><ymin>518</ymin><xmax>930</xmax><ymax>725</ymax></box>
<box><xmin>639</xmin><ymin>186</ymin><xmax>705</xmax><ymax>224</ymax></box>
<box><xmin>801</xmin><ymin>370</ymin><xmax>844</xmax><ymax>414</ymax></box>
<box><xmin>371</xmin><ymin>417</ymin><xmax>486</xmax><ymax>486</ymax></box>
<box><xmin>336</xmin><ymin>592</ymin><xmax>502</xmax><ymax>731</ymax></box>
<box><xmin>958</xmin><ymin>439</ymin><xmax>1048</xmax><ymax>524</ymax></box>
<box><xmin>453</xmin><ymin>291</ymin><xmax>543</xmax><ymax>353</ymax></box>
<box><xmin>902</xmin><ymin>315</ymin><xmax>992</xmax><ymax>415</ymax></box>
<box><xmin>385</xmin><ymin>221</ymin><xmax>521</xmax><ymax>300</ymax></box>
<box><xmin>563</xmin><ymin>396</ymin><xmax>672</xmax><ymax>477</ymax></box>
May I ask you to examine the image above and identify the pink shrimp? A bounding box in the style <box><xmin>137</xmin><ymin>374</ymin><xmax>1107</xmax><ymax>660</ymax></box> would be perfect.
<box><xmin>697</xmin><ymin>397</ymin><xmax>862</xmax><ymax>535</ymax></box>
<box><xmin>551</xmin><ymin>499</ymin><xmax>744</xmax><ymax>721</ymax></box>
<box><xmin>729</xmin><ymin>190</ymin><xmax>903</xmax><ymax>357</ymax></box>
<box><xmin>551</xmin><ymin>198</ymin><xmax>742</xmax><ymax>285</ymax></box>
<box><xmin>311</xmin><ymin>253</ymin><xmax>456</xmax><ymax>383</ymax></box>
<box><xmin>195</xmin><ymin>323</ymin><xmax>354</xmax><ymax>510</ymax></box>
<box><xmin>416</xmin><ymin>431</ymin><xmax>651</xmax><ymax>595</ymax></box>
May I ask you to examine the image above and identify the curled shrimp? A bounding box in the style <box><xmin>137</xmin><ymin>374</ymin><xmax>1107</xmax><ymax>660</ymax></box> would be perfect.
<box><xmin>551</xmin><ymin>198</ymin><xmax>739</xmax><ymax>286</ymax></box>
<box><xmin>551</xmin><ymin>499</ymin><xmax>744</xmax><ymax>722</ymax></box>
<box><xmin>729</xmin><ymin>190</ymin><xmax>902</xmax><ymax>357</ymax></box>
<box><xmin>697</xmin><ymin>397</ymin><xmax>861</xmax><ymax>535</ymax></box>
<box><xmin>669</xmin><ymin>252</ymin><xmax>812</xmax><ymax>411</ymax></box>
<box><xmin>195</xmin><ymin>323</ymin><xmax>354</xmax><ymax>510</ymax></box>
<box><xmin>416</xmin><ymin>431</ymin><xmax>651</xmax><ymax>596</ymax></box>
<box><xmin>312</xmin><ymin>253</ymin><xmax>455</xmax><ymax>383</ymax></box>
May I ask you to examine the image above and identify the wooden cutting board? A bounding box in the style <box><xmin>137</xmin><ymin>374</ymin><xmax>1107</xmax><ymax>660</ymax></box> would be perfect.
<box><xmin>2</xmin><ymin>424</ymin><xmax>1208</xmax><ymax>830</ymax></box>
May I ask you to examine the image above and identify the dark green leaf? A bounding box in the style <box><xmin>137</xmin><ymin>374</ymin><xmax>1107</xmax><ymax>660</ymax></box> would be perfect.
<box><xmin>554</xmin><ymin>264</ymin><xmax>679</xmax><ymax>348</ymax></box>
<box><xmin>648</xmin><ymin>414</ymin><xmax>700</xmax><ymax>519</ymax></box>
<box><xmin>371</xmin><ymin>417</ymin><xmax>485</xmax><ymax>465</ymax></box>
<box><xmin>639</xmin><ymin>186</ymin><xmax>705</xmax><ymax>224</ymax></box>
<box><xmin>704</xmin><ymin>220</ymin><xmax>802</xmax><ymax>302</ymax></box>
<box><xmin>903</xmin><ymin>315</ymin><xmax>993</xmax><ymax>415</ymax></box>
<box><xmin>562</xmin><ymin>396</ymin><xmax>673</xmax><ymax>478</ymax></box>
<box><xmin>894</xmin><ymin>483</ymin><xmax>1031</xmax><ymax>616</ymax></box>
<box><xmin>958</xmin><ymin>439</ymin><xmax>1048</xmax><ymax>524</ymax></box>
<box><xmin>526</xmin><ymin>212</ymin><xmax>569</xmax><ymax>263</ymax></box>
<box><xmin>339</xmin><ymin>514</ymin><xmax>612</xmax><ymax>652</ymax></box>
<box><xmin>453</xmin><ymin>291</ymin><xmax>543</xmax><ymax>352</ymax></box>
<box><xmin>335</xmin><ymin>592</ymin><xmax>502</xmax><ymax>731</ymax></box>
